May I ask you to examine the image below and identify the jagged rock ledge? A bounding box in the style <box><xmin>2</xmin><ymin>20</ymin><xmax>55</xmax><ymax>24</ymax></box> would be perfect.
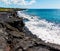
<box><xmin>0</xmin><ymin>14</ymin><xmax>60</xmax><ymax>51</ymax></box>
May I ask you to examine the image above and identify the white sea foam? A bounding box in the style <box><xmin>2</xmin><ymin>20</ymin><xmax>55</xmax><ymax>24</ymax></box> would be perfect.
<box><xmin>18</xmin><ymin>11</ymin><xmax>60</xmax><ymax>45</ymax></box>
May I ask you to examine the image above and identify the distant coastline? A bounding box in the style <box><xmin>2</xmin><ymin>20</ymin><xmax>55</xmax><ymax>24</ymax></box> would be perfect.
<box><xmin>0</xmin><ymin>7</ymin><xmax>26</xmax><ymax>12</ymax></box>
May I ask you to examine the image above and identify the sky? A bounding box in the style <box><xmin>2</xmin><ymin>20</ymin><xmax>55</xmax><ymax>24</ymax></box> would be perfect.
<box><xmin>0</xmin><ymin>0</ymin><xmax>60</xmax><ymax>9</ymax></box>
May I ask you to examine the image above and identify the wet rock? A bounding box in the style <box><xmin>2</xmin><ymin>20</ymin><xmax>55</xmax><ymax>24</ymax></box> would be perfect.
<box><xmin>0</xmin><ymin>15</ymin><xmax>60</xmax><ymax>51</ymax></box>
<box><xmin>26</xmin><ymin>46</ymin><xmax>50</xmax><ymax>51</ymax></box>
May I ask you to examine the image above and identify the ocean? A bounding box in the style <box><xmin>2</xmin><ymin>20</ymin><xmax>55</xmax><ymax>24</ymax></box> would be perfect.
<box><xmin>24</xmin><ymin>9</ymin><xmax>60</xmax><ymax>24</ymax></box>
<box><xmin>18</xmin><ymin>9</ymin><xmax>60</xmax><ymax>45</ymax></box>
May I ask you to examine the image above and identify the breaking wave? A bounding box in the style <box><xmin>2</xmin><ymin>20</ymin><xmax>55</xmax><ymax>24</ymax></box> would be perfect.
<box><xmin>18</xmin><ymin>11</ymin><xmax>60</xmax><ymax>45</ymax></box>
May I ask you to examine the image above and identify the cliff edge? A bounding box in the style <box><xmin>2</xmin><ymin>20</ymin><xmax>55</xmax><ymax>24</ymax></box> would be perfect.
<box><xmin>0</xmin><ymin>12</ymin><xmax>60</xmax><ymax>51</ymax></box>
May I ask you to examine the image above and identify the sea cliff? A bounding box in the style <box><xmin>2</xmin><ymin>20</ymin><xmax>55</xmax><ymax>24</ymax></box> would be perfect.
<box><xmin>0</xmin><ymin>12</ymin><xmax>60</xmax><ymax>51</ymax></box>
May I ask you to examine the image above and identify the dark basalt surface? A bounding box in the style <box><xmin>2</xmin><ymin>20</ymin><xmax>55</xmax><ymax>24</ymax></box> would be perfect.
<box><xmin>0</xmin><ymin>16</ymin><xmax>60</xmax><ymax>51</ymax></box>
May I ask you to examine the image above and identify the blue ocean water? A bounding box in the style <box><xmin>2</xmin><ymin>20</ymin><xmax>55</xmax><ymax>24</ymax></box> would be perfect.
<box><xmin>24</xmin><ymin>9</ymin><xmax>60</xmax><ymax>24</ymax></box>
<box><xmin>18</xmin><ymin>9</ymin><xmax>60</xmax><ymax>45</ymax></box>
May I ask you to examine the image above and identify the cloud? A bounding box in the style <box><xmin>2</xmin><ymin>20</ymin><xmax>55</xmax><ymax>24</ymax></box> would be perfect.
<box><xmin>1</xmin><ymin>0</ymin><xmax>11</xmax><ymax>4</ymax></box>
<box><xmin>22</xmin><ymin>0</ymin><xmax>36</xmax><ymax>5</ymax></box>
<box><xmin>0</xmin><ymin>0</ymin><xmax>36</xmax><ymax>6</ymax></box>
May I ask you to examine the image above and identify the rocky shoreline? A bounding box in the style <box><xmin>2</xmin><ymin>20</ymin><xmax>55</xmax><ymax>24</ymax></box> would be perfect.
<box><xmin>0</xmin><ymin>14</ymin><xmax>60</xmax><ymax>51</ymax></box>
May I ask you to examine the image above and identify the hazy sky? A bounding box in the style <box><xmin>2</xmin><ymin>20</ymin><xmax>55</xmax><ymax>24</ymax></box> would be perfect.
<box><xmin>0</xmin><ymin>0</ymin><xmax>60</xmax><ymax>9</ymax></box>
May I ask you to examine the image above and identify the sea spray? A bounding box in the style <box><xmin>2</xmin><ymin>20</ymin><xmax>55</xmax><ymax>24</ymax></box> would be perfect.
<box><xmin>18</xmin><ymin>11</ymin><xmax>60</xmax><ymax>45</ymax></box>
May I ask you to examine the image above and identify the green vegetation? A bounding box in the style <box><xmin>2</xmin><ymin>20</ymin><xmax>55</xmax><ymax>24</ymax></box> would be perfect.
<box><xmin>0</xmin><ymin>8</ymin><xmax>25</xmax><ymax>12</ymax></box>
